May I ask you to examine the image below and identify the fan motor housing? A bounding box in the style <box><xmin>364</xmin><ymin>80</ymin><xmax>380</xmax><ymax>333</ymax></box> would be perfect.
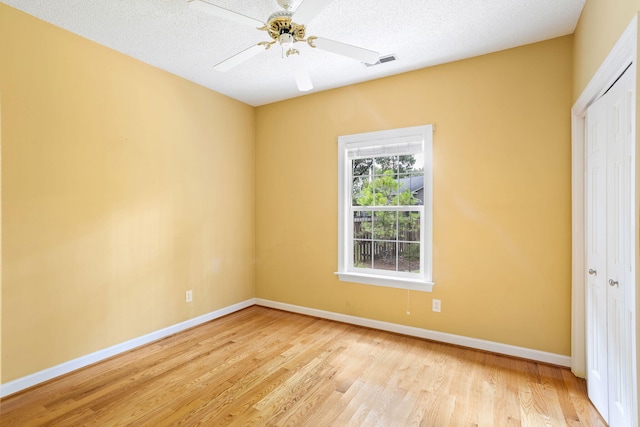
<box><xmin>265</xmin><ymin>11</ymin><xmax>306</xmax><ymax>42</ymax></box>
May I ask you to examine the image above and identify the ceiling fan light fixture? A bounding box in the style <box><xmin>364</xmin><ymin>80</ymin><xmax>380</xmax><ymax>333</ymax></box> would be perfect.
<box><xmin>279</xmin><ymin>32</ymin><xmax>295</xmax><ymax>49</ymax></box>
<box><xmin>279</xmin><ymin>32</ymin><xmax>295</xmax><ymax>57</ymax></box>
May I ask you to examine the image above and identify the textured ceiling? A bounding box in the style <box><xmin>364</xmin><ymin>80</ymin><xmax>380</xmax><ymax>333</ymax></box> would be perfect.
<box><xmin>1</xmin><ymin>0</ymin><xmax>585</xmax><ymax>106</ymax></box>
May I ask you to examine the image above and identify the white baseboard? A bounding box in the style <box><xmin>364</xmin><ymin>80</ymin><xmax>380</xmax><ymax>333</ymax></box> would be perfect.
<box><xmin>0</xmin><ymin>298</ymin><xmax>257</xmax><ymax>398</ymax></box>
<box><xmin>255</xmin><ymin>298</ymin><xmax>571</xmax><ymax>367</ymax></box>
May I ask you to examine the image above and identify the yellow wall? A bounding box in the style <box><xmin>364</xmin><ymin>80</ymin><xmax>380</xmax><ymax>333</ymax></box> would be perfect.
<box><xmin>255</xmin><ymin>37</ymin><xmax>573</xmax><ymax>355</ymax></box>
<box><xmin>0</xmin><ymin>4</ymin><xmax>255</xmax><ymax>382</ymax></box>
<box><xmin>573</xmin><ymin>0</ymin><xmax>640</xmax><ymax>99</ymax></box>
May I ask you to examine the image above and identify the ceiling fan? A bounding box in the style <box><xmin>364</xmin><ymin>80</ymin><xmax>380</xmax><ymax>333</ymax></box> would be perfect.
<box><xmin>188</xmin><ymin>0</ymin><xmax>380</xmax><ymax>92</ymax></box>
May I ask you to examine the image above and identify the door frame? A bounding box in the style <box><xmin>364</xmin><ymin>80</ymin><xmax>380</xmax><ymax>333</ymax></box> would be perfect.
<box><xmin>571</xmin><ymin>14</ymin><xmax>637</xmax><ymax>378</ymax></box>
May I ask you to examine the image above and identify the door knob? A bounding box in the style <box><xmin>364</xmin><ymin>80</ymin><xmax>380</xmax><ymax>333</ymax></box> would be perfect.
<box><xmin>588</xmin><ymin>269</ymin><xmax>597</xmax><ymax>275</ymax></box>
<box><xmin>609</xmin><ymin>279</ymin><xmax>619</xmax><ymax>287</ymax></box>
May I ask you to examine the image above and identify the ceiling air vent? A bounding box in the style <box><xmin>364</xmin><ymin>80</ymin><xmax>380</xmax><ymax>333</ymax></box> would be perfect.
<box><xmin>365</xmin><ymin>54</ymin><xmax>398</xmax><ymax>67</ymax></box>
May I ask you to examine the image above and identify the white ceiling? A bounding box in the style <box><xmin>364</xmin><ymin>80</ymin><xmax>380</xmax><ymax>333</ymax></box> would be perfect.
<box><xmin>1</xmin><ymin>0</ymin><xmax>585</xmax><ymax>106</ymax></box>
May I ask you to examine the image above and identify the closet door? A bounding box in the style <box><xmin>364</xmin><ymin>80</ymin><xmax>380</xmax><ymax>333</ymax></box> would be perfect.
<box><xmin>585</xmin><ymin>84</ymin><xmax>609</xmax><ymax>420</ymax></box>
<box><xmin>605</xmin><ymin>65</ymin><xmax>635</xmax><ymax>427</ymax></box>
<box><xmin>585</xmin><ymin>65</ymin><xmax>637</xmax><ymax>427</ymax></box>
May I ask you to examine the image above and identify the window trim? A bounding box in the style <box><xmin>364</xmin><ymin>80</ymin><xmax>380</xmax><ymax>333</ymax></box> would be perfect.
<box><xmin>336</xmin><ymin>124</ymin><xmax>434</xmax><ymax>292</ymax></box>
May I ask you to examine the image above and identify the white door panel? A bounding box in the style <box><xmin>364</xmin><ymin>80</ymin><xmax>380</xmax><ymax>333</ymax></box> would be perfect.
<box><xmin>586</xmin><ymin>89</ymin><xmax>609</xmax><ymax>420</ymax></box>
<box><xmin>606</xmin><ymin>65</ymin><xmax>635</xmax><ymax>427</ymax></box>
<box><xmin>585</xmin><ymin>65</ymin><xmax>637</xmax><ymax>427</ymax></box>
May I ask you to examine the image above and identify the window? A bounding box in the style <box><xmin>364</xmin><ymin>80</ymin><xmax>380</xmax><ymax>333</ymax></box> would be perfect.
<box><xmin>336</xmin><ymin>125</ymin><xmax>433</xmax><ymax>291</ymax></box>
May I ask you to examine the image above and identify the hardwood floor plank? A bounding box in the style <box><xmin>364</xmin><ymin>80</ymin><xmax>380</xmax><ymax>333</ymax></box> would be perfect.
<box><xmin>0</xmin><ymin>306</ymin><xmax>604</xmax><ymax>426</ymax></box>
<box><xmin>560</xmin><ymin>369</ymin><xmax>607</xmax><ymax>427</ymax></box>
<box><xmin>420</xmin><ymin>390</ymin><xmax>456</xmax><ymax>427</ymax></box>
<box><xmin>496</xmin><ymin>356</ymin><xmax>525</xmax><ymax>425</ymax></box>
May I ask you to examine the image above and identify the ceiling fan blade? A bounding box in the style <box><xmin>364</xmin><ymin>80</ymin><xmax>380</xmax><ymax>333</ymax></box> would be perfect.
<box><xmin>189</xmin><ymin>0</ymin><xmax>264</xmax><ymax>28</ymax></box>
<box><xmin>214</xmin><ymin>44</ymin><xmax>265</xmax><ymax>72</ymax></box>
<box><xmin>289</xmin><ymin>54</ymin><xmax>313</xmax><ymax>92</ymax></box>
<box><xmin>292</xmin><ymin>0</ymin><xmax>334</xmax><ymax>24</ymax></box>
<box><xmin>310</xmin><ymin>37</ymin><xmax>379</xmax><ymax>64</ymax></box>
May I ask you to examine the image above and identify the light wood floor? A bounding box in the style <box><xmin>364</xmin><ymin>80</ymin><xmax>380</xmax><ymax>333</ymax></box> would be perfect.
<box><xmin>1</xmin><ymin>306</ymin><xmax>606</xmax><ymax>426</ymax></box>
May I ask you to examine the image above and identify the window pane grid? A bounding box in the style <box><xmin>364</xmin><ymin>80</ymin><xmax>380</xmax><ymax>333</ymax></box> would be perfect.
<box><xmin>351</xmin><ymin>207</ymin><xmax>421</xmax><ymax>274</ymax></box>
<box><xmin>350</xmin><ymin>151</ymin><xmax>423</xmax><ymax>273</ymax></box>
<box><xmin>352</xmin><ymin>156</ymin><xmax>423</xmax><ymax>208</ymax></box>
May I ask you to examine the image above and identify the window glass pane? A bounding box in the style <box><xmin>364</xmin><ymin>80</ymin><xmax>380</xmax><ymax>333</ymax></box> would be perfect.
<box><xmin>352</xmin><ymin>177</ymin><xmax>369</xmax><ymax>206</ymax></box>
<box><xmin>397</xmin><ymin>172</ymin><xmax>424</xmax><ymax>206</ymax></box>
<box><xmin>404</xmin><ymin>152</ymin><xmax>424</xmax><ymax>172</ymax></box>
<box><xmin>373</xmin><ymin>241</ymin><xmax>397</xmax><ymax>271</ymax></box>
<box><xmin>398</xmin><ymin>211</ymin><xmax>420</xmax><ymax>241</ymax></box>
<box><xmin>371</xmin><ymin>171</ymin><xmax>398</xmax><ymax>206</ymax></box>
<box><xmin>353</xmin><ymin>211</ymin><xmax>372</xmax><ymax>239</ymax></box>
<box><xmin>374</xmin><ymin>156</ymin><xmax>398</xmax><ymax>175</ymax></box>
<box><xmin>399</xmin><ymin>243</ymin><xmax>420</xmax><ymax>273</ymax></box>
<box><xmin>373</xmin><ymin>211</ymin><xmax>397</xmax><ymax>240</ymax></box>
<box><xmin>353</xmin><ymin>240</ymin><xmax>372</xmax><ymax>268</ymax></box>
<box><xmin>352</xmin><ymin>158</ymin><xmax>373</xmax><ymax>177</ymax></box>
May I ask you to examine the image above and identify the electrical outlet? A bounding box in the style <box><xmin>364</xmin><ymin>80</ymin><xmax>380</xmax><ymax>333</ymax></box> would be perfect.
<box><xmin>186</xmin><ymin>290</ymin><xmax>193</xmax><ymax>303</ymax></box>
<box><xmin>432</xmin><ymin>299</ymin><xmax>441</xmax><ymax>313</ymax></box>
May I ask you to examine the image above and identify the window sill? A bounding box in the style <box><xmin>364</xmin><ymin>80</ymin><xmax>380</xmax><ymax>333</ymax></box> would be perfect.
<box><xmin>335</xmin><ymin>272</ymin><xmax>434</xmax><ymax>292</ymax></box>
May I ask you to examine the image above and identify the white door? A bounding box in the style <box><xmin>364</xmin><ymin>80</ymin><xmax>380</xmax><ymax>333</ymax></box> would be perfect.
<box><xmin>605</xmin><ymin>65</ymin><xmax>636</xmax><ymax>427</ymax></box>
<box><xmin>585</xmin><ymin>64</ymin><xmax>637</xmax><ymax>427</ymax></box>
<box><xmin>585</xmin><ymin>86</ymin><xmax>609</xmax><ymax>420</ymax></box>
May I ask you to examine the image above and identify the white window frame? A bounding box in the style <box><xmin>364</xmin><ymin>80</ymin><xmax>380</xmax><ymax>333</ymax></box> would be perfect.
<box><xmin>336</xmin><ymin>124</ymin><xmax>434</xmax><ymax>292</ymax></box>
